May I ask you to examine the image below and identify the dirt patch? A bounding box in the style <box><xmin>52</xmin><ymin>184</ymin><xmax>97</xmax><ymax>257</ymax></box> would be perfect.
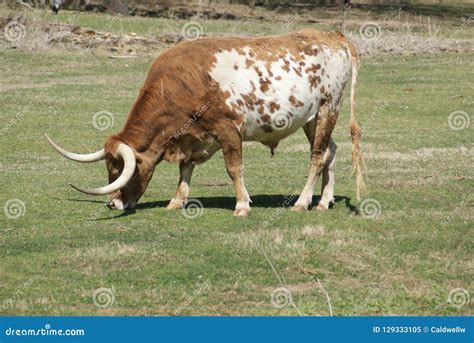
<box><xmin>0</xmin><ymin>14</ymin><xmax>173</xmax><ymax>55</ymax></box>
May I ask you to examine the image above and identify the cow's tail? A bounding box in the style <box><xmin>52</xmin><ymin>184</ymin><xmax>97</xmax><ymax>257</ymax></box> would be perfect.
<box><xmin>348</xmin><ymin>42</ymin><xmax>366</xmax><ymax>202</ymax></box>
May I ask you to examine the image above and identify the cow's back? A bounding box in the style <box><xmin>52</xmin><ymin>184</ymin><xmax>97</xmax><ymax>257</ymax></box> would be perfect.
<box><xmin>145</xmin><ymin>30</ymin><xmax>354</xmax><ymax>147</ymax></box>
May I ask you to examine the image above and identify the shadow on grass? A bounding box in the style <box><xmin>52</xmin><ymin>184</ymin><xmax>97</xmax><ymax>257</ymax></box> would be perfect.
<box><xmin>47</xmin><ymin>195</ymin><xmax>107</xmax><ymax>204</ymax></box>
<box><xmin>98</xmin><ymin>194</ymin><xmax>358</xmax><ymax>220</ymax></box>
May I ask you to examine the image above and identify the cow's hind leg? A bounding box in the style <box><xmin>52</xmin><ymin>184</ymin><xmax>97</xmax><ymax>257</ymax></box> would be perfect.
<box><xmin>317</xmin><ymin>139</ymin><xmax>337</xmax><ymax>211</ymax></box>
<box><xmin>292</xmin><ymin>103</ymin><xmax>337</xmax><ymax>212</ymax></box>
<box><xmin>166</xmin><ymin>161</ymin><xmax>195</xmax><ymax>210</ymax></box>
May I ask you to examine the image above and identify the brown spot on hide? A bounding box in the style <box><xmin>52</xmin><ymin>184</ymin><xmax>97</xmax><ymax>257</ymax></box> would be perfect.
<box><xmin>250</xmin><ymin>80</ymin><xmax>256</xmax><ymax>92</ymax></box>
<box><xmin>261</xmin><ymin>123</ymin><xmax>274</xmax><ymax>133</ymax></box>
<box><xmin>293</xmin><ymin>67</ymin><xmax>302</xmax><ymax>77</ymax></box>
<box><xmin>260</xmin><ymin>78</ymin><xmax>271</xmax><ymax>92</ymax></box>
<box><xmin>254</xmin><ymin>66</ymin><xmax>263</xmax><ymax>77</ymax></box>
<box><xmin>289</xmin><ymin>95</ymin><xmax>304</xmax><ymax>107</ymax></box>
<box><xmin>308</xmin><ymin>75</ymin><xmax>321</xmax><ymax>91</ymax></box>
<box><xmin>305</xmin><ymin>63</ymin><xmax>321</xmax><ymax>73</ymax></box>
<box><xmin>266</xmin><ymin>67</ymin><xmax>274</xmax><ymax>77</ymax></box>
<box><xmin>269</xmin><ymin>102</ymin><xmax>281</xmax><ymax>113</ymax></box>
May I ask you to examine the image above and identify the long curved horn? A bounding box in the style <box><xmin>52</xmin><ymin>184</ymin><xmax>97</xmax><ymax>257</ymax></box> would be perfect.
<box><xmin>45</xmin><ymin>134</ymin><xmax>105</xmax><ymax>163</ymax></box>
<box><xmin>69</xmin><ymin>143</ymin><xmax>136</xmax><ymax>196</ymax></box>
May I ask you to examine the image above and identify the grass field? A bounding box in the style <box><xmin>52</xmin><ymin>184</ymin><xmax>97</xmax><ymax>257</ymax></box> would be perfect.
<box><xmin>0</xmin><ymin>6</ymin><xmax>473</xmax><ymax>316</ymax></box>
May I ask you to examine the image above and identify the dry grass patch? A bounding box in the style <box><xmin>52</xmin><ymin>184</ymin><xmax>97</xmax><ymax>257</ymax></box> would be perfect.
<box><xmin>72</xmin><ymin>241</ymin><xmax>140</xmax><ymax>259</ymax></box>
<box><xmin>226</xmin><ymin>228</ymin><xmax>310</xmax><ymax>261</ymax></box>
<box><xmin>301</xmin><ymin>224</ymin><xmax>325</xmax><ymax>239</ymax></box>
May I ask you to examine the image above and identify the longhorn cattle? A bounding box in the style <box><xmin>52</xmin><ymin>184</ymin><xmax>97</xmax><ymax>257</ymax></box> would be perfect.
<box><xmin>46</xmin><ymin>29</ymin><xmax>365</xmax><ymax>217</ymax></box>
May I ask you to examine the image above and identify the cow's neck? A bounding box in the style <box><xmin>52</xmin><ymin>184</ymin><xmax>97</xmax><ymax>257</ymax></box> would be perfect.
<box><xmin>117</xmin><ymin>87</ymin><xmax>175</xmax><ymax>163</ymax></box>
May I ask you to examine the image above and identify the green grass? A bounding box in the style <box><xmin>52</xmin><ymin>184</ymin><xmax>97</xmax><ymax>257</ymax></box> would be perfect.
<box><xmin>0</xmin><ymin>11</ymin><xmax>473</xmax><ymax>316</ymax></box>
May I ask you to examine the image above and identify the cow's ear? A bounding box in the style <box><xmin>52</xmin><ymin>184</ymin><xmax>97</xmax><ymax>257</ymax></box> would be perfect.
<box><xmin>105</xmin><ymin>152</ymin><xmax>113</xmax><ymax>160</ymax></box>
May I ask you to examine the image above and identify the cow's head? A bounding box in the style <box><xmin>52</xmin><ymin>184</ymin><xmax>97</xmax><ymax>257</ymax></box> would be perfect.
<box><xmin>46</xmin><ymin>134</ymin><xmax>156</xmax><ymax>210</ymax></box>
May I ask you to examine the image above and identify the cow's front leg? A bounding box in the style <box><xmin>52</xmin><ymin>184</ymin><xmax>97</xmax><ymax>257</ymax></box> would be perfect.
<box><xmin>292</xmin><ymin>104</ymin><xmax>336</xmax><ymax>212</ymax></box>
<box><xmin>219</xmin><ymin>131</ymin><xmax>250</xmax><ymax>217</ymax></box>
<box><xmin>317</xmin><ymin>139</ymin><xmax>337</xmax><ymax>211</ymax></box>
<box><xmin>166</xmin><ymin>161</ymin><xmax>195</xmax><ymax>210</ymax></box>
<box><xmin>226</xmin><ymin>153</ymin><xmax>251</xmax><ymax>217</ymax></box>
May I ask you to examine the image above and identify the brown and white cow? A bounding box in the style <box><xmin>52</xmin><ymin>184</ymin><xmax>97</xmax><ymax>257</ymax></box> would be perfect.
<box><xmin>46</xmin><ymin>29</ymin><xmax>365</xmax><ymax>217</ymax></box>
